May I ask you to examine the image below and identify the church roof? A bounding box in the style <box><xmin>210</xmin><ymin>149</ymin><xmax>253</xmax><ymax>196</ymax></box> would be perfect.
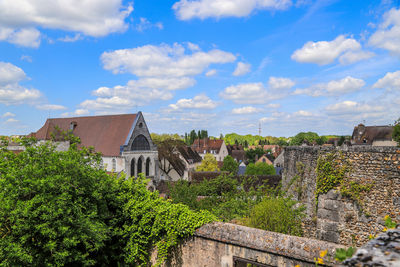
<box><xmin>31</xmin><ymin>114</ymin><xmax>137</xmax><ymax>156</ymax></box>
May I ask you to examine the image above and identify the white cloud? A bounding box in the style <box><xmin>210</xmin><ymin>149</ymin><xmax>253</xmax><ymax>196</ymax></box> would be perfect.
<box><xmin>61</xmin><ymin>109</ymin><xmax>90</xmax><ymax>117</ymax></box>
<box><xmin>268</xmin><ymin>76</ymin><xmax>295</xmax><ymax>90</ymax></box>
<box><xmin>325</xmin><ymin>101</ymin><xmax>384</xmax><ymax>115</ymax></box>
<box><xmin>232</xmin><ymin>106</ymin><xmax>261</xmax><ymax>114</ymax></box>
<box><xmin>293</xmin><ymin>76</ymin><xmax>365</xmax><ymax>97</ymax></box>
<box><xmin>5</xmin><ymin>118</ymin><xmax>18</xmax><ymax>123</ymax></box>
<box><xmin>36</xmin><ymin>104</ymin><xmax>67</xmax><ymax>111</ymax></box>
<box><xmin>266</xmin><ymin>103</ymin><xmax>281</xmax><ymax>108</ymax></box>
<box><xmin>259</xmin><ymin>117</ymin><xmax>277</xmax><ymax>123</ymax></box>
<box><xmin>369</xmin><ymin>8</ymin><xmax>400</xmax><ymax>55</ymax></box>
<box><xmin>136</xmin><ymin>18</ymin><xmax>163</xmax><ymax>32</ymax></box>
<box><xmin>293</xmin><ymin>110</ymin><xmax>313</xmax><ymax>116</ymax></box>
<box><xmin>58</xmin><ymin>34</ymin><xmax>83</xmax><ymax>43</ymax></box>
<box><xmin>173</xmin><ymin>0</ymin><xmax>292</xmax><ymax>20</ymax></box>
<box><xmin>233</xmin><ymin>62</ymin><xmax>251</xmax><ymax>76</ymax></box>
<box><xmin>205</xmin><ymin>69</ymin><xmax>217</xmax><ymax>76</ymax></box>
<box><xmin>373</xmin><ymin>70</ymin><xmax>400</xmax><ymax>91</ymax></box>
<box><xmin>20</xmin><ymin>55</ymin><xmax>32</xmax><ymax>63</ymax></box>
<box><xmin>101</xmin><ymin>43</ymin><xmax>236</xmax><ymax>77</ymax></box>
<box><xmin>0</xmin><ymin>62</ymin><xmax>42</xmax><ymax>105</ymax></box>
<box><xmin>168</xmin><ymin>94</ymin><xmax>218</xmax><ymax>110</ymax></box>
<box><xmin>220</xmin><ymin>82</ymin><xmax>270</xmax><ymax>104</ymax></box>
<box><xmin>291</xmin><ymin>35</ymin><xmax>372</xmax><ymax>65</ymax></box>
<box><xmin>0</xmin><ymin>0</ymin><xmax>132</xmax><ymax>47</ymax></box>
<box><xmin>2</xmin><ymin>112</ymin><xmax>15</xmax><ymax>118</ymax></box>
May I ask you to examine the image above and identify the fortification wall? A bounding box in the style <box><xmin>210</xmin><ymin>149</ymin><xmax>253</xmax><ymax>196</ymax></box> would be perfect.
<box><xmin>152</xmin><ymin>222</ymin><xmax>343</xmax><ymax>267</ymax></box>
<box><xmin>283</xmin><ymin>146</ymin><xmax>400</xmax><ymax>246</ymax></box>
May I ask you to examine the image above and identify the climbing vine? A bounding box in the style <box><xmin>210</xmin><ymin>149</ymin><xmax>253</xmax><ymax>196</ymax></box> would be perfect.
<box><xmin>315</xmin><ymin>151</ymin><xmax>372</xmax><ymax>206</ymax></box>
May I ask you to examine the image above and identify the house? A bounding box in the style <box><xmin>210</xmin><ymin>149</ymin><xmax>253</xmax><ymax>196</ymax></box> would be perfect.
<box><xmin>351</xmin><ymin>124</ymin><xmax>396</xmax><ymax>146</ymax></box>
<box><xmin>191</xmin><ymin>138</ymin><xmax>229</xmax><ymax>162</ymax></box>
<box><xmin>226</xmin><ymin>144</ymin><xmax>246</xmax><ymax>162</ymax></box>
<box><xmin>256</xmin><ymin>155</ymin><xmax>273</xmax><ymax>165</ymax></box>
<box><xmin>158</xmin><ymin>145</ymin><xmax>202</xmax><ymax>181</ymax></box>
<box><xmin>248</xmin><ymin>144</ymin><xmax>282</xmax><ymax>158</ymax></box>
<box><xmin>31</xmin><ymin>112</ymin><xmax>159</xmax><ymax>180</ymax></box>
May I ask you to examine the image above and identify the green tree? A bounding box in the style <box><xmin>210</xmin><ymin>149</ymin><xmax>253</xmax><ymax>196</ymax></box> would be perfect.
<box><xmin>220</xmin><ymin>155</ymin><xmax>239</xmax><ymax>174</ymax></box>
<box><xmin>289</xmin><ymin>132</ymin><xmax>320</xmax><ymax>146</ymax></box>
<box><xmin>393</xmin><ymin>119</ymin><xmax>400</xmax><ymax>146</ymax></box>
<box><xmin>245</xmin><ymin>147</ymin><xmax>265</xmax><ymax>164</ymax></box>
<box><xmin>0</xmin><ymin>139</ymin><xmax>215</xmax><ymax>266</ymax></box>
<box><xmin>196</xmin><ymin>153</ymin><xmax>219</xmax><ymax>172</ymax></box>
<box><xmin>245</xmin><ymin>162</ymin><xmax>275</xmax><ymax>175</ymax></box>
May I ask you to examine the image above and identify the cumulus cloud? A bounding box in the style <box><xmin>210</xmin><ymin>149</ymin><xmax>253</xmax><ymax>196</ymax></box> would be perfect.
<box><xmin>168</xmin><ymin>94</ymin><xmax>218</xmax><ymax>110</ymax></box>
<box><xmin>205</xmin><ymin>69</ymin><xmax>217</xmax><ymax>76</ymax></box>
<box><xmin>36</xmin><ymin>104</ymin><xmax>67</xmax><ymax>111</ymax></box>
<box><xmin>293</xmin><ymin>76</ymin><xmax>365</xmax><ymax>97</ymax></box>
<box><xmin>0</xmin><ymin>62</ymin><xmax>42</xmax><ymax>105</ymax></box>
<box><xmin>61</xmin><ymin>109</ymin><xmax>90</xmax><ymax>117</ymax></box>
<box><xmin>325</xmin><ymin>101</ymin><xmax>384</xmax><ymax>115</ymax></box>
<box><xmin>2</xmin><ymin>112</ymin><xmax>15</xmax><ymax>118</ymax></box>
<box><xmin>135</xmin><ymin>18</ymin><xmax>163</xmax><ymax>32</ymax></box>
<box><xmin>173</xmin><ymin>0</ymin><xmax>292</xmax><ymax>20</ymax></box>
<box><xmin>0</xmin><ymin>0</ymin><xmax>132</xmax><ymax>47</ymax></box>
<box><xmin>268</xmin><ymin>76</ymin><xmax>295</xmax><ymax>90</ymax></box>
<box><xmin>233</xmin><ymin>62</ymin><xmax>251</xmax><ymax>76</ymax></box>
<box><xmin>5</xmin><ymin>118</ymin><xmax>18</xmax><ymax>123</ymax></box>
<box><xmin>58</xmin><ymin>34</ymin><xmax>83</xmax><ymax>43</ymax></box>
<box><xmin>232</xmin><ymin>106</ymin><xmax>261</xmax><ymax>114</ymax></box>
<box><xmin>101</xmin><ymin>43</ymin><xmax>236</xmax><ymax>77</ymax></box>
<box><xmin>373</xmin><ymin>70</ymin><xmax>400</xmax><ymax>91</ymax></box>
<box><xmin>266</xmin><ymin>103</ymin><xmax>281</xmax><ymax>109</ymax></box>
<box><xmin>291</xmin><ymin>35</ymin><xmax>372</xmax><ymax>65</ymax></box>
<box><xmin>369</xmin><ymin>8</ymin><xmax>400</xmax><ymax>55</ymax></box>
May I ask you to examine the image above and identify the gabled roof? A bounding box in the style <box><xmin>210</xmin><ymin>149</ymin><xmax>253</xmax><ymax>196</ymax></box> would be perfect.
<box><xmin>31</xmin><ymin>114</ymin><xmax>137</xmax><ymax>156</ymax></box>
<box><xmin>191</xmin><ymin>138</ymin><xmax>224</xmax><ymax>154</ymax></box>
<box><xmin>177</xmin><ymin>146</ymin><xmax>202</xmax><ymax>164</ymax></box>
<box><xmin>351</xmin><ymin>124</ymin><xmax>393</xmax><ymax>145</ymax></box>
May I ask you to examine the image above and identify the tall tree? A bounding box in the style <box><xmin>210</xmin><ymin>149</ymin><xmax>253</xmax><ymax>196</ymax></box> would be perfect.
<box><xmin>220</xmin><ymin>155</ymin><xmax>239</xmax><ymax>174</ymax></box>
<box><xmin>196</xmin><ymin>153</ymin><xmax>219</xmax><ymax>172</ymax></box>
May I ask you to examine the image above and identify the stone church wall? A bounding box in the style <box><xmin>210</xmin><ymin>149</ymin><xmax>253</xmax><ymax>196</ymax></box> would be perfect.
<box><xmin>283</xmin><ymin>146</ymin><xmax>400</xmax><ymax>247</ymax></box>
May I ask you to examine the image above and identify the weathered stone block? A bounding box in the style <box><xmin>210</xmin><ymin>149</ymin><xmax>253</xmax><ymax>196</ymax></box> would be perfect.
<box><xmin>318</xmin><ymin>208</ymin><xmax>340</xmax><ymax>222</ymax></box>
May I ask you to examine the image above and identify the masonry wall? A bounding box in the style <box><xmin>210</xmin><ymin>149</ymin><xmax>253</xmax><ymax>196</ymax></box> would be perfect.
<box><xmin>283</xmin><ymin>146</ymin><xmax>400</xmax><ymax>247</ymax></box>
<box><xmin>151</xmin><ymin>222</ymin><xmax>343</xmax><ymax>267</ymax></box>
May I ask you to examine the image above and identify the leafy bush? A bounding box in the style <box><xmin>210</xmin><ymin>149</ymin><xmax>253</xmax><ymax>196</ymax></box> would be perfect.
<box><xmin>196</xmin><ymin>153</ymin><xmax>219</xmax><ymax>171</ymax></box>
<box><xmin>242</xmin><ymin>195</ymin><xmax>305</xmax><ymax>236</ymax></box>
<box><xmin>220</xmin><ymin>155</ymin><xmax>239</xmax><ymax>174</ymax></box>
<box><xmin>393</xmin><ymin>122</ymin><xmax>400</xmax><ymax>146</ymax></box>
<box><xmin>245</xmin><ymin>162</ymin><xmax>276</xmax><ymax>175</ymax></box>
<box><xmin>0</xmin><ymin>139</ymin><xmax>215</xmax><ymax>266</ymax></box>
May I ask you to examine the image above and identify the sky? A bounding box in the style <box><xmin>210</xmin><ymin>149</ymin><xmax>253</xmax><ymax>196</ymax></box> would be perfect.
<box><xmin>0</xmin><ymin>0</ymin><xmax>400</xmax><ymax>137</ymax></box>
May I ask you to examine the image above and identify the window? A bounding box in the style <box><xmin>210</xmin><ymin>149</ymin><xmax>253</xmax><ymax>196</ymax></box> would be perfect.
<box><xmin>70</xmin><ymin>121</ymin><xmax>77</xmax><ymax>130</ymax></box>
<box><xmin>138</xmin><ymin>122</ymin><xmax>143</xmax><ymax>128</ymax></box>
<box><xmin>130</xmin><ymin>158</ymin><xmax>135</xmax><ymax>177</ymax></box>
<box><xmin>137</xmin><ymin>157</ymin><xmax>143</xmax><ymax>174</ymax></box>
<box><xmin>145</xmin><ymin>158</ymin><xmax>151</xmax><ymax>176</ymax></box>
<box><xmin>112</xmin><ymin>159</ymin><xmax>116</xmax><ymax>171</ymax></box>
<box><xmin>131</xmin><ymin>135</ymin><xmax>150</xmax><ymax>151</ymax></box>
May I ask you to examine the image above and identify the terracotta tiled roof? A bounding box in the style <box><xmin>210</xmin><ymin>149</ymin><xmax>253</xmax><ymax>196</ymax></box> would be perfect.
<box><xmin>191</xmin><ymin>138</ymin><xmax>224</xmax><ymax>154</ymax></box>
<box><xmin>32</xmin><ymin>114</ymin><xmax>137</xmax><ymax>156</ymax></box>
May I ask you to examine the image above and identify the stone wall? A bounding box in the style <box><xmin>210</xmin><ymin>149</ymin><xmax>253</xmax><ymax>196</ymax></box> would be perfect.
<box><xmin>283</xmin><ymin>145</ymin><xmax>400</xmax><ymax>247</ymax></box>
<box><xmin>152</xmin><ymin>222</ymin><xmax>344</xmax><ymax>267</ymax></box>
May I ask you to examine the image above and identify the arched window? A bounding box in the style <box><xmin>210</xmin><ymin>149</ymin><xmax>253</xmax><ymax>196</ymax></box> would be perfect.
<box><xmin>146</xmin><ymin>158</ymin><xmax>151</xmax><ymax>176</ymax></box>
<box><xmin>137</xmin><ymin>157</ymin><xmax>143</xmax><ymax>174</ymax></box>
<box><xmin>130</xmin><ymin>158</ymin><xmax>135</xmax><ymax>177</ymax></box>
<box><xmin>131</xmin><ymin>135</ymin><xmax>150</xmax><ymax>151</ymax></box>
<box><xmin>112</xmin><ymin>158</ymin><xmax>116</xmax><ymax>171</ymax></box>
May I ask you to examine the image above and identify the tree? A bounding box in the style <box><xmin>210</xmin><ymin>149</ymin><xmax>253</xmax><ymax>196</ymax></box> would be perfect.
<box><xmin>155</xmin><ymin>138</ymin><xmax>186</xmax><ymax>177</ymax></box>
<box><xmin>245</xmin><ymin>162</ymin><xmax>275</xmax><ymax>175</ymax></box>
<box><xmin>289</xmin><ymin>132</ymin><xmax>320</xmax><ymax>146</ymax></box>
<box><xmin>196</xmin><ymin>153</ymin><xmax>219</xmax><ymax>172</ymax></box>
<box><xmin>245</xmin><ymin>147</ymin><xmax>265</xmax><ymax>164</ymax></box>
<box><xmin>0</xmin><ymin>139</ymin><xmax>215</xmax><ymax>266</ymax></box>
<box><xmin>220</xmin><ymin>155</ymin><xmax>239</xmax><ymax>174</ymax></box>
<box><xmin>393</xmin><ymin>119</ymin><xmax>400</xmax><ymax>146</ymax></box>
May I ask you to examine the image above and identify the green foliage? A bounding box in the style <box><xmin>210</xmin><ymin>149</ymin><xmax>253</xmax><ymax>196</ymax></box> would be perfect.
<box><xmin>169</xmin><ymin>174</ymin><xmax>265</xmax><ymax>222</ymax></box>
<box><xmin>151</xmin><ymin>133</ymin><xmax>182</xmax><ymax>144</ymax></box>
<box><xmin>393</xmin><ymin>122</ymin><xmax>400</xmax><ymax>146</ymax></box>
<box><xmin>315</xmin><ymin>152</ymin><xmax>350</xmax><ymax>201</ymax></box>
<box><xmin>245</xmin><ymin>147</ymin><xmax>265</xmax><ymax>164</ymax></box>
<box><xmin>196</xmin><ymin>153</ymin><xmax>219</xmax><ymax>172</ymax></box>
<box><xmin>242</xmin><ymin>194</ymin><xmax>305</xmax><ymax>236</ymax></box>
<box><xmin>335</xmin><ymin>247</ymin><xmax>355</xmax><ymax>262</ymax></box>
<box><xmin>224</xmin><ymin>133</ymin><xmax>289</xmax><ymax>147</ymax></box>
<box><xmin>220</xmin><ymin>155</ymin><xmax>239</xmax><ymax>174</ymax></box>
<box><xmin>289</xmin><ymin>132</ymin><xmax>325</xmax><ymax>146</ymax></box>
<box><xmin>183</xmin><ymin>129</ymin><xmax>208</xmax><ymax>145</ymax></box>
<box><xmin>384</xmin><ymin>215</ymin><xmax>397</xmax><ymax>229</ymax></box>
<box><xmin>0</xmin><ymin>139</ymin><xmax>215</xmax><ymax>266</ymax></box>
<box><xmin>245</xmin><ymin>162</ymin><xmax>276</xmax><ymax>176</ymax></box>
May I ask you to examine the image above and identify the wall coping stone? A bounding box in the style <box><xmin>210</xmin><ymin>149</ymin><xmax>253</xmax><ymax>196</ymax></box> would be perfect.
<box><xmin>284</xmin><ymin>145</ymin><xmax>400</xmax><ymax>154</ymax></box>
<box><xmin>195</xmin><ymin>222</ymin><xmax>344</xmax><ymax>265</ymax></box>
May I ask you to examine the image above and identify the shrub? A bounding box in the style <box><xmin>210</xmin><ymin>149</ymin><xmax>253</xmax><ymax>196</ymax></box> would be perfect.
<box><xmin>220</xmin><ymin>155</ymin><xmax>239</xmax><ymax>174</ymax></box>
<box><xmin>243</xmin><ymin>195</ymin><xmax>305</xmax><ymax>236</ymax></box>
<box><xmin>245</xmin><ymin>162</ymin><xmax>275</xmax><ymax>175</ymax></box>
<box><xmin>0</xmin><ymin>138</ymin><xmax>215</xmax><ymax>266</ymax></box>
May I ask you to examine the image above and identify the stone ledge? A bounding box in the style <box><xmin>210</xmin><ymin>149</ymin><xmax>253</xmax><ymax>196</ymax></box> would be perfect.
<box><xmin>195</xmin><ymin>222</ymin><xmax>344</xmax><ymax>264</ymax></box>
<box><xmin>284</xmin><ymin>146</ymin><xmax>400</xmax><ymax>153</ymax></box>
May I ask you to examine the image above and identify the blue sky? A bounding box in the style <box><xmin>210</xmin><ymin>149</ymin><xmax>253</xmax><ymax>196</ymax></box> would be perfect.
<box><xmin>0</xmin><ymin>0</ymin><xmax>399</xmax><ymax>137</ymax></box>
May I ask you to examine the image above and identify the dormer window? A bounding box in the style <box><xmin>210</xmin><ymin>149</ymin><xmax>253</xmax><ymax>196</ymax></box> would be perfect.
<box><xmin>70</xmin><ymin>121</ymin><xmax>77</xmax><ymax>130</ymax></box>
<box><xmin>139</xmin><ymin>122</ymin><xmax>143</xmax><ymax>128</ymax></box>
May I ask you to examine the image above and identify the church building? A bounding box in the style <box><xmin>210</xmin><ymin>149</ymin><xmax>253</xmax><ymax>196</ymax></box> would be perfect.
<box><xmin>31</xmin><ymin>112</ymin><xmax>159</xmax><ymax>180</ymax></box>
